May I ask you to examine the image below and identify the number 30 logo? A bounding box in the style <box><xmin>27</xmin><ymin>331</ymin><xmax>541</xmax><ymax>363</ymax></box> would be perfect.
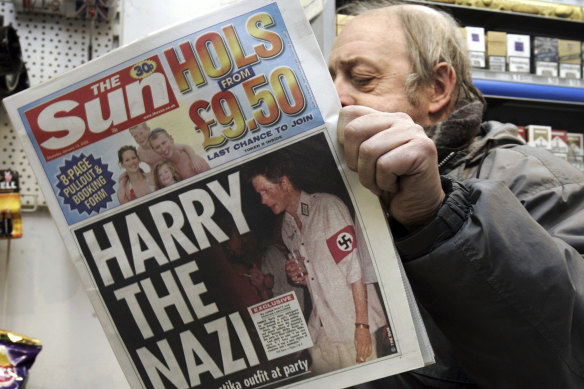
<box><xmin>130</xmin><ymin>59</ymin><xmax>157</xmax><ymax>79</ymax></box>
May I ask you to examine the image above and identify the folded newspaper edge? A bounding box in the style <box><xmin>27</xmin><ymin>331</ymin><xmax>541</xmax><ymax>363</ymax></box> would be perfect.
<box><xmin>398</xmin><ymin>252</ymin><xmax>434</xmax><ymax>366</ymax></box>
<box><xmin>3</xmin><ymin>0</ymin><xmax>434</xmax><ymax>388</ymax></box>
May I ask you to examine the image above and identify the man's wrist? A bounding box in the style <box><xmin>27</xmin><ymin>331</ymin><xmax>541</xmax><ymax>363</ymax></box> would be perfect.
<box><xmin>401</xmin><ymin>189</ymin><xmax>446</xmax><ymax>232</ymax></box>
<box><xmin>392</xmin><ymin>176</ymin><xmax>472</xmax><ymax>261</ymax></box>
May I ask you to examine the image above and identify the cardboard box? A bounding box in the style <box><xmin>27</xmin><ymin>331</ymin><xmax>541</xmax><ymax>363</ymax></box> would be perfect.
<box><xmin>462</xmin><ymin>26</ymin><xmax>486</xmax><ymax>68</ymax></box>
<box><xmin>464</xmin><ymin>27</ymin><xmax>486</xmax><ymax>52</ymax></box>
<box><xmin>559</xmin><ymin>39</ymin><xmax>582</xmax><ymax>78</ymax></box>
<box><xmin>551</xmin><ymin>129</ymin><xmax>569</xmax><ymax>160</ymax></box>
<box><xmin>533</xmin><ymin>37</ymin><xmax>558</xmax><ymax>77</ymax></box>
<box><xmin>487</xmin><ymin>31</ymin><xmax>507</xmax><ymax>56</ymax></box>
<box><xmin>567</xmin><ymin>132</ymin><xmax>584</xmax><ymax>171</ymax></box>
<box><xmin>335</xmin><ymin>13</ymin><xmax>353</xmax><ymax>36</ymax></box>
<box><xmin>560</xmin><ymin>63</ymin><xmax>582</xmax><ymax>79</ymax></box>
<box><xmin>487</xmin><ymin>31</ymin><xmax>506</xmax><ymax>72</ymax></box>
<box><xmin>508</xmin><ymin>34</ymin><xmax>530</xmax><ymax>57</ymax></box>
<box><xmin>507</xmin><ymin>34</ymin><xmax>530</xmax><ymax>73</ymax></box>
<box><xmin>567</xmin><ymin>132</ymin><xmax>584</xmax><ymax>156</ymax></box>
<box><xmin>516</xmin><ymin>125</ymin><xmax>527</xmax><ymax>141</ymax></box>
<box><xmin>527</xmin><ymin>124</ymin><xmax>552</xmax><ymax>149</ymax></box>
<box><xmin>559</xmin><ymin>40</ymin><xmax>581</xmax><ymax>64</ymax></box>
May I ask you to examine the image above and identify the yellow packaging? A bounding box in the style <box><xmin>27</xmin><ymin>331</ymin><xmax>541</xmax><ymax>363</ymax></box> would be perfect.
<box><xmin>336</xmin><ymin>14</ymin><xmax>353</xmax><ymax>36</ymax></box>
<box><xmin>559</xmin><ymin>39</ymin><xmax>582</xmax><ymax>64</ymax></box>
<box><xmin>459</xmin><ymin>27</ymin><xmax>466</xmax><ymax>43</ymax></box>
<box><xmin>0</xmin><ymin>170</ymin><xmax>22</xmax><ymax>239</ymax></box>
<box><xmin>487</xmin><ymin>31</ymin><xmax>507</xmax><ymax>57</ymax></box>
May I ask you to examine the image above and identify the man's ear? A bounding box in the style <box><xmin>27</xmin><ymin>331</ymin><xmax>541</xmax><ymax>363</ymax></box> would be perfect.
<box><xmin>280</xmin><ymin>176</ymin><xmax>292</xmax><ymax>191</ymax></box>
<box><xmin>428</xmin><ymin>62</ymin><xmax>456</xmax><ymax>115</ymax></box>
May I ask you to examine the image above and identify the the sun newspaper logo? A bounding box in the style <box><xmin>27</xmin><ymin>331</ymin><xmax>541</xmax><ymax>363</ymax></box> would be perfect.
<box><xmin>24</xmin><ymin>55</ymin><xmax>179</xmax><ymax>162</ymax></box>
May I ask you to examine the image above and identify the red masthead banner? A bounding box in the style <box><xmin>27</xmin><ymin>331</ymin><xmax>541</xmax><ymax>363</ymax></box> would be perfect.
<box><xmin>25</xmin><ymin>55</ymin><xmax>178</xmax><ymax>162</ymax></box>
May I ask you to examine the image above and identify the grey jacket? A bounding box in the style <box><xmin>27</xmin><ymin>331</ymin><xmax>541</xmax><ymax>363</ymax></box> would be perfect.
<box><xmin>392</xmin><ymin>121</ymin><xmax>584</xmax><ymax>388</ymax></box>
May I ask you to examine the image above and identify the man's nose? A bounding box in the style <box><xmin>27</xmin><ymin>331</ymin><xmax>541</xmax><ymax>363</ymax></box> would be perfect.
<box><xmin>333</xmin><ymin>77</ymin><xmax>354</xmax><ymax>107</ymax></box>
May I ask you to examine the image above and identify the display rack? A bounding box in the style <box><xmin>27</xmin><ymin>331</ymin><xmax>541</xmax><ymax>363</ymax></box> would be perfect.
<box><xmin>0</xmin><ymin>1</ymin><xmax>117</xmax><ymax>209</ymax></box>
<box><xmin>415</xmin><ymin>1</ymin><xmax>584</xmax><ymax>129</ymax></box>
<box><xmin>473</xmin><ymin>69</ymin><xmax>584</xmax><ymax>107</ymax></box>
<box><xmin>337</xmin><ymin>0</ymin><xmax>584</xmax><ymax>131</ymax></box>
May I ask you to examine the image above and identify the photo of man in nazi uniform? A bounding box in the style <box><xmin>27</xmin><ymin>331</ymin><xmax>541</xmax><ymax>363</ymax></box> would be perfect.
<box><xmin>248</xmin><ymin>144</ymin><xmax>388</xmax><ymax>374</ymax></box>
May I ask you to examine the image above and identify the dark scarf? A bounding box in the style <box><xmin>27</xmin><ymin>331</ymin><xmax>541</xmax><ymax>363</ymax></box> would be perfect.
<box><xmin>424</xmin><ymin>100</ymin><xmax>485</xmax><ymax>173</ymax></box>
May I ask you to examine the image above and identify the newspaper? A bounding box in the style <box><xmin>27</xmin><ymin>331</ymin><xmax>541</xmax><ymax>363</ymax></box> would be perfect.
<box><xmin>3</xmin><ymin>0</ymin><xmax>432</xmax><ymax>387</ymax></box>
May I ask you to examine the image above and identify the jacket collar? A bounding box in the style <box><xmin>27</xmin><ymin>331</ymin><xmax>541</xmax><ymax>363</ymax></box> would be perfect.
<box><xmin>424</xmin><ymin>99</ymin><xmax>524</xmax><ymax>175</ymax></box>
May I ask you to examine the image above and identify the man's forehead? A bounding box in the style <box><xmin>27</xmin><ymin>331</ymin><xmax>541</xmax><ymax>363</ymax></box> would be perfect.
<box><xmin>253</xmin><ymin>174</ymin><xmax>281</xmax><ymax>186</ymax></box>
<box><xmin>336</xmin><ymin>13</ymin><xmax>391</xmax><ymax>44</ymax></box>
<box><xmin>252</xmin><ymin>174</ymin><xmax>268</xmax><ymax>184</ymax></box>
<box><xmin>152</xmin><ymin>133</ymin><xmax>170</xmax><ymax>141</ymax></box>
<box><xmin>331</xmin><ymin>12</ymin><xmax>408</xmax><ymax>65</ymax></box>
<box><xmin>353</xmin><ymin>8</ymin><xmax>400</xmax><ymax>29</ymax></box>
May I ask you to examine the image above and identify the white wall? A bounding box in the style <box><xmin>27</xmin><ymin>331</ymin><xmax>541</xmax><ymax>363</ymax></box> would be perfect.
<box><xmin>1</xmin><ymin>210</ymin><xmax>130</xmax><ymax>388</ymax></box>
<box><xmin>120</xmin><ymin>0</ymin><xmax>336</xmax><ymax>57</ymax></box>
<box><xmin>120</xmin><ymin>0</ymin><xmax>242</xmax><ymax>45</ymax></box>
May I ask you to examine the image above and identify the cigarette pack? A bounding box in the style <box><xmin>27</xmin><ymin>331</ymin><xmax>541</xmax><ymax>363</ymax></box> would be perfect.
<box><xmin>559</xmin><ymin>39</ymin><xmax>582</xmax><ymax>78</ymax></box>
<box><xmin>463</xmin><ymin>26</ymin><xmax>486</xmax><ymax>68</ymax></box>
<box><xmin>527</xmin><ymin>124</ymin><xmax>552</xmax><ymax>150</ymax></box>
<box><xmin>487</xmin><ymin>31</ymin><xmax>506</xmax><ymax>72</ymax></box>
<box><xmin>559</xmin><ymin>39</ymin><xmax>582</xmax><ymax>64</ymax></box>
<box><xmin>567</xmin><ymin>132</ymin><xmax>584</xmax><ymax>171</ymax></box>
<box><xmin>567</xmin><ymin>132</ymin><xmax>584</xmax><ymax>156</ymax></box>
<box><xmin>533</xmin><ymin>36</ymin><xmax>558</xmax><ymax>77</ymax></box>
<box><xmin>335</xmin><ymin>13</ymin><xmax>353</xmax><ymax>36</ymax></box>
<box><xmin>516</xmin><ymin>125</ymin><xmax>527</xmax><ymax>141</ymax></box>
<box><xmin>551</xmin><ymin>129</ymin><xmax>569</xmax><ymax>160</ymax></box>
<box><xmin>507</xmin><ymin>34</ymin><xmax>531</xmax><ymax>73</ymax></box>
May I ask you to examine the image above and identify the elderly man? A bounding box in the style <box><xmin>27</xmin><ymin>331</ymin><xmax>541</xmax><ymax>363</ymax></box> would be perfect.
<box><xmin>328</xmin><ymin>2</ymin><xmax>584</xmax><ymax>388</ymax></box>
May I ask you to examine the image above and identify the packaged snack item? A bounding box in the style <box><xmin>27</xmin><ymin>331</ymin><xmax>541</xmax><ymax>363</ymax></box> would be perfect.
<box><xmin>0</xmin><ymin>330</ymin><xmax>42</xmax><ymax>388</ymax></box>
<box><xmin>0</xmin><ymin>170</ymin><xmax>22</xmax><ymax>239</ymax></box>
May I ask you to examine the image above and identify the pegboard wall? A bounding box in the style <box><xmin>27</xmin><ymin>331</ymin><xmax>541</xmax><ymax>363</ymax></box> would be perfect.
<box><xmin>0</xmin><ymin>0</ymin><xmax>119</xmax><ymax>209</ymax></box>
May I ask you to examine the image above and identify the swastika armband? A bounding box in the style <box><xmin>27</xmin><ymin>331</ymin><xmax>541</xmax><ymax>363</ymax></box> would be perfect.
<box><xmin>326</xmin><ymin>225</ymin><xmax>357</xmax><ymax>264</ymax></box>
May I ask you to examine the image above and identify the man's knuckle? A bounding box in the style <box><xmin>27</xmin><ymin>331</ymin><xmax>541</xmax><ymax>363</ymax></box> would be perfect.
<box><xmin>393</xmin><ymin>112</ymin><xmax>411</xmax><ymax>121</ymax></box>
<box><xmin>358</xmin><ymin>141</ymin><xmax>375</xmax><ymax>159</ymax></box>
<box><xmin>412</xmin><ymin>123</ymin><xmax>425</xmax><ymax>133</ymax></box>
<box><xmin>344</xmin><ymin>122</ymin><xmax>361</xmax><ymax>140</ymax></box>
<box><xmin>412</xmin><ymin>137</ymin><xmax>437</xmax><ymax>155</ymax></box>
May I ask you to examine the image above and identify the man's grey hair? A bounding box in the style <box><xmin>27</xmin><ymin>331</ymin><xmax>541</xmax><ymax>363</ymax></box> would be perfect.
<box><xmin>339</xmin><ymin>0</ymin><xmax>484</xmax><ymax>106</ymax></box>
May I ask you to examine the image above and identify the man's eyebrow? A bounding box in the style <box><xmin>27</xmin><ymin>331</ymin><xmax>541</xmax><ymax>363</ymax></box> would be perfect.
<box><xmin>329</xmin><ymin>58</ymin><xmax>354</xmax><ymax>75</ymax></box>
<box><xmin>343</xmin><ymin>58</ymin><xmax>361</xmax><ymax>67</ymax></box>
<box><xmin>331</xmin><ymin>57</ymin><xmax>375</xmax><ymax>72</ymax></box>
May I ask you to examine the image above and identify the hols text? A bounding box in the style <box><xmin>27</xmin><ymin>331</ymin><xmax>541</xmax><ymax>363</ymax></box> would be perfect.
<box><xmin>163</xmin><ymin>10</ymin><xmax>307</xmax><ymax>151</ymax></box>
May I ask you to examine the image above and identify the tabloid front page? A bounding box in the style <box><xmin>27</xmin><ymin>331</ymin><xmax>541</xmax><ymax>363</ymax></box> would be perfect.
<box><xmin>3</xmin><ymin>0</ymin><xmax>433</xmax><ymax>388</ymax></box>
